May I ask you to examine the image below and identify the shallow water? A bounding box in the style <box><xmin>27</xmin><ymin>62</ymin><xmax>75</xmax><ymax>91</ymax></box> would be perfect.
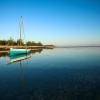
<box><xmin>0</xmin><ymin>48</ymin><xmax>100</xmax><ymax>100</ymax></box>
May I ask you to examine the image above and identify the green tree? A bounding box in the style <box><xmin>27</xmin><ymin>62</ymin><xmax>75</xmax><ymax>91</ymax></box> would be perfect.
<box><xmin>17</xmin><ymin>39</ymin><xmax>24</xmax><ymax>46</ymax></box>
<box><xmin>7</xmin><ymin>37</ymin><xmax>17</xmax><ymax>46</ymax></box>
<box><xmin>0</xmin><ymin>40</ymin><xmax>7</xmax><ymax>45</ymax></box>
<box><xmin>36</xmin><ymin>42</ymin><xmax>42</xmax><ymax>46</ymax></box>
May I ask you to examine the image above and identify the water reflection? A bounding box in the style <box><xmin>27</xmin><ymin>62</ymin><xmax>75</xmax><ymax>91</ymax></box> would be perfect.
<box><xmin>0</xmin><ymin>48</ymin><xmax>100</xmax><ymax>100</ymax></box>
<box><xmin>19</xmin><ymin>61</ymin><xmax>28</xmax><ymax>94</ymax></box>
<box><xmin>0</xmin><ymin>51</ymin><xmax>9</xmax><ymax>57</ymax></box>
<box><xmin>10</xmin><ymin>54</ymin><xmax>31</xmax><ymax>63</ymax></box>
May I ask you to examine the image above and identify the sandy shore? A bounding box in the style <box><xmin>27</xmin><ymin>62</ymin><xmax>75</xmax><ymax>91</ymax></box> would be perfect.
<box><xmin>0</xmin><ymin>45</ymin><xmax>54</xmax><ymax>50</ymax></box>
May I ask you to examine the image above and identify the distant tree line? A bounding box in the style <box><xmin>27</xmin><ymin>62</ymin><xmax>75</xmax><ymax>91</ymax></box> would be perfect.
<box><xmin>0</xmin><ymin>38</ymin><xmax>43</xmax><ymax>46</ymax></box>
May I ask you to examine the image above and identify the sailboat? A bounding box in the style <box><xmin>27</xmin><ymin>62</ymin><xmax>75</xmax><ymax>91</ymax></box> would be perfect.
<box><xmin>10</xmin><ymin>16</ymin><xmax>31</xmax><ymax>56</ymax></box>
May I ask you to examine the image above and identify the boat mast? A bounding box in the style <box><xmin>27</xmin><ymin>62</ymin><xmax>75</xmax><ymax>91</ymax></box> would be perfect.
<box><xmin>19</xmin><ymin>16</ymin><xmax>27</xmax><ymax>50</ymax></box>
<box><xmin>19</xmin><ymin>16</ymin><xmax>23</xmax><ymax>46</ymax></box>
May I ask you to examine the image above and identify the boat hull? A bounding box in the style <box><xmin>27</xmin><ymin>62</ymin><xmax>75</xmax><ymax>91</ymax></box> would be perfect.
<box><xmin>10</xmin><ymin>48</ymin><xmax>30</xmax><ymax>56</ymax></box>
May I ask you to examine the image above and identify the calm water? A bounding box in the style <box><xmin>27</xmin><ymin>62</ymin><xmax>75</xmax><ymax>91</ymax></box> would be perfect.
<box><xmin>0</xmin><ymin>48</ymin><xmax>100</xmax><ymax>100</ymax></box>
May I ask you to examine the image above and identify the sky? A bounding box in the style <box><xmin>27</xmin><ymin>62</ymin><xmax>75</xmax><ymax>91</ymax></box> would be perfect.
<box><xmin>0</xmin><ymin>0</ymin><xmax>100</xmax><ymax>46</ymax></box>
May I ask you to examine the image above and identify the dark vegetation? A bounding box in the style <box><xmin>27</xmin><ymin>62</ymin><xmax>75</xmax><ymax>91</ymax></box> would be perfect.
<box><xmin>0</xmin><ymin>38</ymin><xmax>43</xmax><ymax>46</ymax></box>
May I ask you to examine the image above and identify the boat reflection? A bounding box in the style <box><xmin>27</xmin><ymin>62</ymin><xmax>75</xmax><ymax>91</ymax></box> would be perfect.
<box><xmin>10</xmin><ymin>53</ymin><xmax>31</xmax><ymax>63</ymax></box>
<box><xmin>19</xmin><ymin>60</ymin><xmax>27</xmax><ymax>92</ymax></box>
<box><xmin>9</xmin><ymin>54</ymin><xmax>28</xmax><ymax>92</ymax></box>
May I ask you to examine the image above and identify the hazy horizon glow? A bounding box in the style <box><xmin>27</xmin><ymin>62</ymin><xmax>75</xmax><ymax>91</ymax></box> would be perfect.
<box><xmin>0</xmin><ymin>0</ymin><xmax>100</xmax><ymax>46</ymax></box>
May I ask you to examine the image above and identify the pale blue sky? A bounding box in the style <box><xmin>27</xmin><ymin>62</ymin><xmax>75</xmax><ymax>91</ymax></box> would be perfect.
<box><xmin>0</xmin><ymin>0</ymin><xmax>100</xmax><ymax>46</ymax></box>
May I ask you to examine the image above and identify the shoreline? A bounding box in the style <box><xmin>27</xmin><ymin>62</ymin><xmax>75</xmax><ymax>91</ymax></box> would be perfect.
<box><xmin>0</xmin><ymin>45</ymin><xmax>54</xmax><ymax>50</ymax></box>
<box><xmin>0</xmin><ymin>45</ymin><xmax>100</xmax><ymax>50</ymax></box>
<box><xmin>55</xmin><ymin>46</ymin><xmax>100</xmax><ymax>48</ymax></box>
